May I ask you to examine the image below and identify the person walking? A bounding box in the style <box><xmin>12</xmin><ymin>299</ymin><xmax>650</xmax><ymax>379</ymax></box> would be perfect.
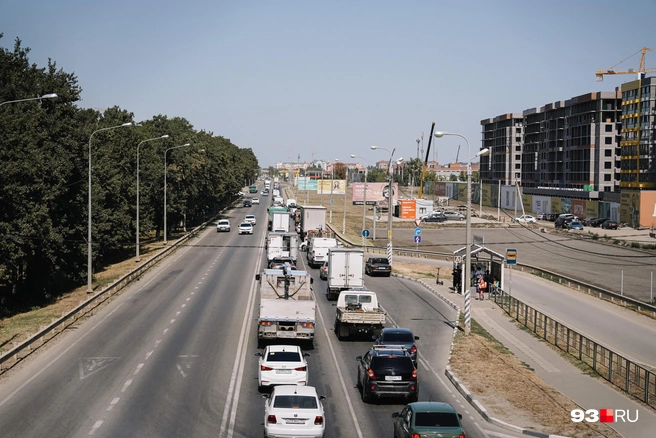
<box><xmin>477</xmin><ymin>273</ymin><xmax>486</xmax><ymax>300</ymax></box>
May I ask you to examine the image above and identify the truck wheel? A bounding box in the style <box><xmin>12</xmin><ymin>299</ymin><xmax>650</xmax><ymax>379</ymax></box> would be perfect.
<box><xmin>335</xmin><ymin>321</ymin><xmax>344</xmax><ymax>340</ymax></box>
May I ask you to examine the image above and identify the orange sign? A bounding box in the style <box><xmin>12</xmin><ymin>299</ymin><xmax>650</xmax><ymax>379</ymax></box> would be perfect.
<box><xmin>399</xmin><ymin>200</ymin><xmax>416</xmax><ymax>219</ymax></box>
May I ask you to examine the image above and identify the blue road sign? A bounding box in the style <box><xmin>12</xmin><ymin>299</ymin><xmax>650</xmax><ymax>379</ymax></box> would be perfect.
<box><xmin>414</xmin><ymin>235</ymin><xmax>421</xmax><ymax>243</ymax></box>
<box><xmin>362</xmin><ymin>229</ymin><xmax>370</xmax><ymax>238</ymax></box>
<box><xmin>415</xmin><ymin>227</ymin><xmax>422</xmax><ymax>236</ymax></box>
<box><xmin>506</xmin><ymin>248</ymin><xmax>517</xmax><ymax>265</ymax></box>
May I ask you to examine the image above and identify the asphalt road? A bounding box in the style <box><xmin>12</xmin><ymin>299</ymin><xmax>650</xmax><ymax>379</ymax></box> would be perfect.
<box><xmin>392</xmin><ymin>224</ymin><xmax>656</xmax><ymax>302</ymax></box>
<box><xmin>0</xmin><ymin>202</ymin><xmax>528</xmax><ymax>438</ymax></box>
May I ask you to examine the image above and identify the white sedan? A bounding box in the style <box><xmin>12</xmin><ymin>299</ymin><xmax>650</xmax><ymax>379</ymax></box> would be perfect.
<box><xmin>514</xmin><ymin>214</ymin><xmax>537</xmax><ymax>224</ymax></box>
<box><xmin>253</xmin><ymin>198</ymin><xmax>260</xmax><ymax>205</ymax></box>
<box><xmin>245</xmin><ymin>214</ymin><xmax>257</xmax><ymax>226</ymax></box>
<box><xmin>256</xmin><ymin>345</ymin><xmax>309</xmax><ymax>391</ymax></box>
<box><xmin>238</xmin><ymin>222</ymin><xmax>253</xmax><ymax>235</ymax></box>
<box><xmin>263</xmin><ymin>385</ymin><xmax>325</xmax><ymax>438</ymax></box>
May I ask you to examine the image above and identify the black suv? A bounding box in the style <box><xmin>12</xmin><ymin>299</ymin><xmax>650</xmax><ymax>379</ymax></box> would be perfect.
<box><xmin>356</xmin><ymin>346</ymin><xmax>418</xmax><ymax>403</ymax></box>
<box><xmin>374</xmin><ymin>328</ymin><xmax>420</xmax><ymax>364</ymax></box>
<box><xmin>365</xmin><ymin>257</ymin><xmax>392</xmax><ymax>277</ymax></box>
<box><xmin>243</xmin><ymin>199</ymin><xmax>252</xmax><ymax>207</ymax></box>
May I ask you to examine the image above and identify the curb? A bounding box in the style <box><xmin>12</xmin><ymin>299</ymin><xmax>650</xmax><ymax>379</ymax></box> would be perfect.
<box><xmin>391</xmin><ymin>273</ymin><xmax>570</xmax><ymax>438</ymax></box>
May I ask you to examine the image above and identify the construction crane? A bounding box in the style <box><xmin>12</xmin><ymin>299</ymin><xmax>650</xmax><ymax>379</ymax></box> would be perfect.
<box><xmin>417</xmin><ymin>122</ymin><xmax>435</xmax><ymax>199</ymax></box>
<box><xmin>596</xmin><ymin>47</ymin><xmax>656</xmax><ymax>81</ymax></box>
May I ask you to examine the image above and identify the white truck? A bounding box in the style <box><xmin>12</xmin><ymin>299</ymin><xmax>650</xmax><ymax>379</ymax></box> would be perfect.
<box><xmin>299</xmin><ymin>205</ymin><xmax>327</xmax><ymax>240</ymax></box>
<box><xmin>256</xmin><ymin>266</ymin><xmax>316</xmax><ymax>345</ymax></box>
<box><xmin>271</xmin><ymin>211</ymin><xmax>291</xmax><ymax>233</ymax></box>
<box><xmin>306</xmin><ymin>237</ymin><xmax>338</xmax><ymax>268</ymax></box>
<box><xmin>266</xmin><ymin>232</ymin><xmax>299</xmax><ymax>264</ymax></box>
<box><xmin>286</xmin><ymin>198</ymin><xmax>297</xmax><ymax>209</ymax></box>
<box><xmin>326</xmin><ymin>249</ymin><xmax>365</xmax><ymax>301</ymax></box>
<box><xmin>334</xmin><ymin>290</ymin><xmax>386</xmax><ymax>340</ymax></box>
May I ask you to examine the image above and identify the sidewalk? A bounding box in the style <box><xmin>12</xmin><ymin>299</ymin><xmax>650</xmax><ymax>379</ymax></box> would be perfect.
<box><xmin>431</xmin><ymin>280</ymin><xmax>656</xmax><ymax>438</ymax></box>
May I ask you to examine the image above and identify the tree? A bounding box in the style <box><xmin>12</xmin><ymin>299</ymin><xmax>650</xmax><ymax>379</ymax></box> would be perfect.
<box><xmin>367</xmin><ymin>167</ymin><xmax>388</xmax><ymax>182</ymax></box>
<box><xmin>333</xmin><ymin>162</ymin><xmax>346</xmax><ymax>180</ymax></box>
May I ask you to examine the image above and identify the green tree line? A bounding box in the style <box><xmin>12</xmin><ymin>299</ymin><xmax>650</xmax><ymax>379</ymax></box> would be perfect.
<box><xmin>0</xmin><ymin>36</ymin><xmax>258</xmax><ymax>314</ymax></box>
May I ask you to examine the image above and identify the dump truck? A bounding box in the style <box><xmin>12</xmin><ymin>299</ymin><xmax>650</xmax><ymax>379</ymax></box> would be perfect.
<box><xmin>256</xmin><ymin>266</ymin><xmax>316</xmax><ymax>345</ymax></box>
<box><xmin>326</xmin><ymin>249</ymin><xmax>365</xmax><ymax>300</ymax></box>
<box><xmin>334</xmin><ymin>290</ymin><xmax>385</xmax><ymax>340</ymax></box>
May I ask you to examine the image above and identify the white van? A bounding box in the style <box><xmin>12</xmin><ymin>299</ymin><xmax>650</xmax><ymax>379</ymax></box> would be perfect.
<box><xmin>307</xmin><ymin>237</ymin><xmax>338</xmax><ymax>268</ymax></box>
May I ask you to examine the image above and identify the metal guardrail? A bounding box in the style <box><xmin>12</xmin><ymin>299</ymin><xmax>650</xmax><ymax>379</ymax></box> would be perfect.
<box><xmin>491</xmin><ymin>287</ymin><xmax>656</xmax><ymax>409</ymax></box>
<box><xmin>0</xmin><ymin>202</ymin><xmax>238</xmax><ymax>369</ymax></box>
<box><xmin>326</xmin><ymin>223</ymin><xmax>656</xmax><ymax>318</ymax></box>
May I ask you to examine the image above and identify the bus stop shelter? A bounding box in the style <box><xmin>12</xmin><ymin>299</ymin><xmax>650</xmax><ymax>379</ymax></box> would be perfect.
<box><xmin>452</xmin><ymin>244</ymin><xmax>506</xmax><ymax>295</ymax></box>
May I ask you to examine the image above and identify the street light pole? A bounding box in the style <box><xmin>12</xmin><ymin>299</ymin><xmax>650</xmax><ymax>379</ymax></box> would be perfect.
<box><xmin>350</xmin><ymin>155</ymin><xmax>368</xmax><ymax>249</ymax></box>
<box><xmin>0</xmin><ymin>93</ymin><xmax>58</xmax><ymax>107</ymax></box>
<box><xmin>434</xmin><ymin>131</ymin><xmax>489</xmax><ymax>335</ymax></box>
<box><xmin>370</xmin><ymin>146</ymin><xmax>403</xmax><ymax>266</ymax></box>
<box><xmin>163</xmin><ymin>143</ymin><xmax>191</xmax><ymax>245</ymax></box>
<box><xmin>136</xmin><ymin>134</ymin><xmax>169</xmax><ymax>262</ymax></box>
<box><xmin>330</xmin><ymin>160</ymin><xmax>338</xmax><ymax>223</ymax></box>
<box><xmin>87</xmin><ymin>122</ymin><xmax>133</xmax><ymax>293</ymax></box>
<box><xmin>342</xmin><ymin>166</ymin><xmax>349</xmax><ymax>234</ymax></box>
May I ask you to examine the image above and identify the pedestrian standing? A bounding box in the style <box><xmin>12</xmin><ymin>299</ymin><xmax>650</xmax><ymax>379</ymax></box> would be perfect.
<box><xmin>477</xmin><ymin>274</ymin><xmax>486</xmax><ymax>300</ymax></box>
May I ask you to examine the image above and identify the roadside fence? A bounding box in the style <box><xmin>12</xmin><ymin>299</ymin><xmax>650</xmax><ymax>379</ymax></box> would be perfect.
<box><xmin>491</xmin><ymin>286</ymin><xmax>656</xmax><ymax>409</ymax></box>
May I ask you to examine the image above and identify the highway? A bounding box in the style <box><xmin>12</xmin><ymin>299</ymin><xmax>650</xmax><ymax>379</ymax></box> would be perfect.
<box><xmin>0</xmin><ymin>201</ymin><xmax>523</xmax><ymax>438</ymax></box>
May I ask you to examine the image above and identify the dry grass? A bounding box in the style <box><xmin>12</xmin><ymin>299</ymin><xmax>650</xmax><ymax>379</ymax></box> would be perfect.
<box><xmin>449</xmin><ymin>319</ymin><xmax>622</xmax><ymax>438</ymax></box>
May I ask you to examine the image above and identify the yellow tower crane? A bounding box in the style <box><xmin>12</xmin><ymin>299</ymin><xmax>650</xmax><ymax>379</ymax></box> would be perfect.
<box><xmin>596</xmin><ymin>47</ymin><xmax>656</xmax><ymax>81</ymax></box>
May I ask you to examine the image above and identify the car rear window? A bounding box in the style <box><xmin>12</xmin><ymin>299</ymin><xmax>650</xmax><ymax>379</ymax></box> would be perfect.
<box><xmin>382</xmin><ymin>332</ymin><xmax>414</xmax><ymax>343</ymax></box>
<box><xmin>344</xmin><ymin>294</ymin><xmax>372</xmax><ymax>304</ymax></box>
<box><xmin>266</xmin><ymin>351</ymin><xmax>301</xmax><ymax>362</ymax></box>
<box><xmin>370</xmin><ymin>258</ymin><xmax>388</xmax><ymax>264</ymax></box>
<box><xmin>414</xmin><ymin>412</ymin><xmax>460</xmax><ymax>427</ymax></box>
<box><xmin>273</xmin><ymin>395</ymin><xmax>317</xmax><ymax>409</ymax></box>
<box><xmin>371</xmin><ymin>357</ymin><xmax>414</xmax><ymax>373</ymax></box>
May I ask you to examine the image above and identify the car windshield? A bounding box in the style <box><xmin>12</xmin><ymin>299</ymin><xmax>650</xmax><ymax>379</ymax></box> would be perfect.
<box><xmin>266</xmin><ymin>351</ymin><xmax>301</xmax><ymax>362</ymax></box>
<box><xmin>382</xmin><ymin>332</ymin><xmax>414</xmax><ymax>343</ymax></box>
<box><xmin>273</xmin><ymin>395</ymin><xmax>317</xmax><ymax>409</ymax></box>
<box><xmin>371</xmin><ymin>357</ymin><xmax>414</xmax><ymax>373</ymax></box>
<box><xmin>414</xmin><ymin>412</ymin><xmax>460</xmax><ymax>427</ymax></box>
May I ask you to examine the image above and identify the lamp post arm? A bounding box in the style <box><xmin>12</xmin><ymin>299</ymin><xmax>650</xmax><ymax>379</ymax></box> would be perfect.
<box><xmin>0</xmin><ymin>94</ymin><xmax>58</xmax><ymax>107</ymax></box>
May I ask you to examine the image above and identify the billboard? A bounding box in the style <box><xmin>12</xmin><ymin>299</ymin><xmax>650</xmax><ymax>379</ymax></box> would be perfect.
<box><xmin>298</xmin><ymin>178</ymin><xmax>318</xmax><ymax>191</ymax></box>
<box><xmin>571</xmin><ymin>200</ymin><xmax>586</xmax><ymax>219</ymax></box>
<box><xmin>399</xmin><ymin>200</ymin><xmax>416</xmax><ymax>219</ymax></box>
<box><xmin>586</xmin><ymin>201</ymin><xmax>598</xmax><ymax>219</ymax></box>
<box><xmin>435</xmin><ymin>182</ymin><xmax>447</xmax><ymax>197</ymax></box>
<box><xmin>318</xmin><ymin>179</ymin><xmax>345</xmax><ymax>195</ymax></box>
<box><xmin>620</xmin><ymin>190</ymin><xmax>640</xmax><ymax>226</ymax></box>
<box><xmin>639</xmin><ymin>191</ymin><xmax>656</xmax><ymax>228</ymax></box>
<box><xmin>551</xmin><ymin>197</ymin><xmax>562</xmax><ymax>214</ymax></box>
<box><xmin>352</xmin><ymin>182</ymin><xmax>399</xmax><ymax>205</ymax></box>
<box><xmin>521</xmin><ymin>193</ymin><xmax>532</xmax><ymax>213</ymax></box>
<box><xmin>482</xmin><ymin>184</ymin><xmax>497</xmax><ymax>208</ymax></box>
<box><xmin>500</xmin><ymin>186</ymin><xmax>516</xmax><ymax>209</ymax></box>
<box><xmin>532</xmin><ymin>196</ymin><xmax>550</xmax><ymax>215</ymax></box>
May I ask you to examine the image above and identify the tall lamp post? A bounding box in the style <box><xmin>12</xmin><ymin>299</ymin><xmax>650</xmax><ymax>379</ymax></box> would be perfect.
<box><xmin>342</xmin><ymin>166</ymin><xmax>349</xmax><ymax>234</ymax></box>
<box><xmin>329</xmin><ymin>159</ymin><xmax>339</xmax><ymax>223</ymax></box>
<box><xmin>87</xmin><ymin>122</ymin><xmax>133</xmax><ymax>293</ymax></box>
<box><xmin>136</xmin><ymin>134</ymin><xmax>169</xmax><ymax>262</ymax></box>
<box><xmin>163</xmin><ymin>143</ymin><xmax>191</xmax><ymax>245</ymax></box>
<box><xmin>434</xmin><ymin>131</ymin><xmax>488</xmax><ymax>335</ymax></box>
<box><xmin>370</xmin><ymin>146</ymin><xmax>403</xmax><ymax>266</ymax></box>
<box><xmin>351</xmin><ymin>155</ymin><xmax>369</xmax><ymax>249</ymax></box>
<box><xmin>0</xmin><ymin>93</ymin><xmax>58</xmax><ymax>107</ymax></box>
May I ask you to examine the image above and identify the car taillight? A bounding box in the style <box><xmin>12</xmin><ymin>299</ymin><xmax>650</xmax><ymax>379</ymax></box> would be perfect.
<box><xmin>459</xmin><ymin>434</ymin><xmax>466</xmax><ymax>438</ymax></box>
<box><xmin>410</xmin><ymin>345</ymin><xmax>417</xmax><ymax>354</ymax></box>
<box><xmin>267</xmin><ymin>415</ymin><xmax>277</xmax><ymax>424</ymax></box>
<box><xmin>301</xmin><ymin>322</ymin><xmax>314</xmax><ymax>328</ymax></box>
<box><xmin>411</xmin><ymin>369</ymin><xmax>417</xmax><ymax>380</ymax></box>
<box><xmin>314</xmin><ymin>415</ymin><xmax>323</xmax><ymax>425</ymax></box>
<box><xmin>261</xmin><ymin>365</ymin><xmax>273</xmax><ymax>371</ymax></box>
<box><xmin>260</xmin><ymin>321</ymin><xmax>273</xmax><ymax>326</ymax></box>
<box><xmin>385</xmin><ymin>266</ymin><xmax>391</xmax><ymax>270</ymax></box>
<box><xmin>367</xmin><ymin>368</ymin><xmax>376</xmax><ymax>380</ymax></box>
<box><xmin>412</xmin><ymin>434</ymin><xmax>420</xmax><ymax>438</ymax></box>
<box><xmin>295</xmin><ymin>366</ymin><xmax>307</xmax><ymax>371</ymax></box>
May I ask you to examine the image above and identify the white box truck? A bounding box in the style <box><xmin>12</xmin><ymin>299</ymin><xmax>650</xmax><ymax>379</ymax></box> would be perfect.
<box><xmin>299</xmin><ymin>205</ymin><xmax>326</xmax><ymax>240</ymax></box>
<box><xmin>256</xmin><ymin>266</ymin><xmax>315</xmax><ymax>345</ymax></box>
<box><xmin>334</xmin><ymin>290</ymin><xmax>386</xmax><ymax>340</ymax></box>
<box><xmin>271</xmin><ymin>211</ymin><xmax>291</xmax><ymax>233</ymax></box>
<box><xmin>266</xmin><ymin>232</ymin><xmax>299</xmax><ymax>264</ymax></box>
<box><xmin>326</xmin><ymin>249</ymin><xmax>365</xmax><ymax>300</ymax></box>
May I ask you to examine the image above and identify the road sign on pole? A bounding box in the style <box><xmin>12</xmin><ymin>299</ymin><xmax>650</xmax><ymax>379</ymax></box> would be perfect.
<box><xmin>506</xmin><ymin>248</ymin><xmax>517</xmax><ymax>265</ymax></box>
<box><xmin>414</xmin><ymin>227</ymin><xmax>422</xmax><ymax>236</ymax></box>
<box><xmin>414</xmin><ymin>236</ymin><xmax>421</xmax><ymax>243</ymax></box>
<box><xmin>362</xmin><ymin>229</ymin><xmax>370</xmax><ymax>238</ymax></box>
<box><xmin>414</xmin><ymin>219</ymin><xmax>422</xmax><ymax>227</ymax></box>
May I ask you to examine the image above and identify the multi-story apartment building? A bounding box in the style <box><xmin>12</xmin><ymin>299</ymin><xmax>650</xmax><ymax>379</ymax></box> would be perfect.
<box><xmin>480</xmin><ymin>91</ymin><xmax>622</xmax><ymax>201</ymax></box>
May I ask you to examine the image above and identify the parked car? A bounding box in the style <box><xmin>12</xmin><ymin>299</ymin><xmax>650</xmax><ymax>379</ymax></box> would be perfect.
<box><xmin>356</xmin><ymin>345</ymin><xmax>418</xmax><ymax>403</ymax></box>
<box><xmin>554</xmin><ymin>217</ymin><xmax>574</xmax><ymax>229</ymax></box>
<box><xmin>263</xmin><ymin>385</ymin><xmax>325</xmax><ymax>438</ymax></box>
<box><xmin>216</xmin><ymin>219</ymin><xmax>230</xmax><ymax>232</ymax></box>
<box><xmin>581</xmin><ymin>217</ymin><xmax>597</xmax><ymax>226</ymax></box>
<box><xmin>422</xmin><ymin>213</ymin><xmax>447</xmax><ymax>223</ymax></box>
<box><xmin>373</xmin><ymin>328</ymin><xmax>420</xmax><ymax>364</ymax></box>
<box><xmin>558</xmin><ymin>213</ymin><xmax>578</xmax><ymax>221</ymax></box>
<box><xmin>252</xmin><ymin>198</ymin><xmax>260</xmax><ymax>205</ymax></box>
<box><xmin>419</xmin><ymin>210</ymin><xmax>444</xmax><ymax>220</ymax></box>
<box><xmin>536</xmin><ymin>213</ymin><xmax>547</xmax><ymax>220</ymax></box>
<box><xmin>567</xmin><ymin>221</ymin><xmax>584</xmax><ymax>231</ymax></box>
<box><xmin>245</xmin><ymin>214</ymin><xmax>257</xmax><ymax>225</ymax></box>
<box><xmin>238</xmin><ymin>222</ymin><xmax>254</xmax><ymax>235</ymax></box>
<box><xmin>601</xmin><ymin>219</ymin><xmax>619</xmax><ymax>230</ymax></box>
<box><xmin>319</xmin><ymin>261</ymin><xmax>329</xmax><ymax>280</ymax></box>
<box><xmin>393</xmin><ymin>402</ymin><xmax>465</xmax><ymax>438</ymax></box>
<box><xmin>513</xmin><ymin>214</ymin><xmax>536</xmax><ymax>224</ymax></box>
<box><xmin>591</xmin><ymin>217</ymin><xmax>610</xmax><ymax>227</ymax></box>
<box><xmin>365</xmin><ymin>257</ymin><xmax>391</xmax><ymax>277</ymax></box>
<box><xmin>442</xmin><ymin>210</ymin><xmax>465</xmax><ymax>221</ymax></box>
<box><xmin>546</xmin><ymin>213</ymin><xmax>560</xmax><ymax>222</ymax></box>
<box><xmin>255</xmin><ymin>345</ymin><xmax>309</xmax><ymax>392</ymax></box>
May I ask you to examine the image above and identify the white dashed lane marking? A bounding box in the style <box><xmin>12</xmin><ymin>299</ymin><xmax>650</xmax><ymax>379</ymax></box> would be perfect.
<box><xmin>134</xmin><ymin>363</ymin><xmax>144</xmax><ymax>375</ymax></box>
<box><xmin>107</xmin><ymin>398</ymin><xmax>120</xmax><ymax>411</ymax></box>
<box><xmin>89</xmin><ymin>420</ymin><xmax>103</xmax><ymax>435</ymax></box>
<box><xmin>121</xmin><ymin>379</ymin><xmax>133</xmax><ymax>393</ymax></box>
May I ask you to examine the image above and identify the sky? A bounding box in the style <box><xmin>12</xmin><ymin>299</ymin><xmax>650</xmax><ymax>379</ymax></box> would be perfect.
<box><xmin>3</xmin><ymin>0</ymin><xmax>656</xmax><ymax>168</ymax></box>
